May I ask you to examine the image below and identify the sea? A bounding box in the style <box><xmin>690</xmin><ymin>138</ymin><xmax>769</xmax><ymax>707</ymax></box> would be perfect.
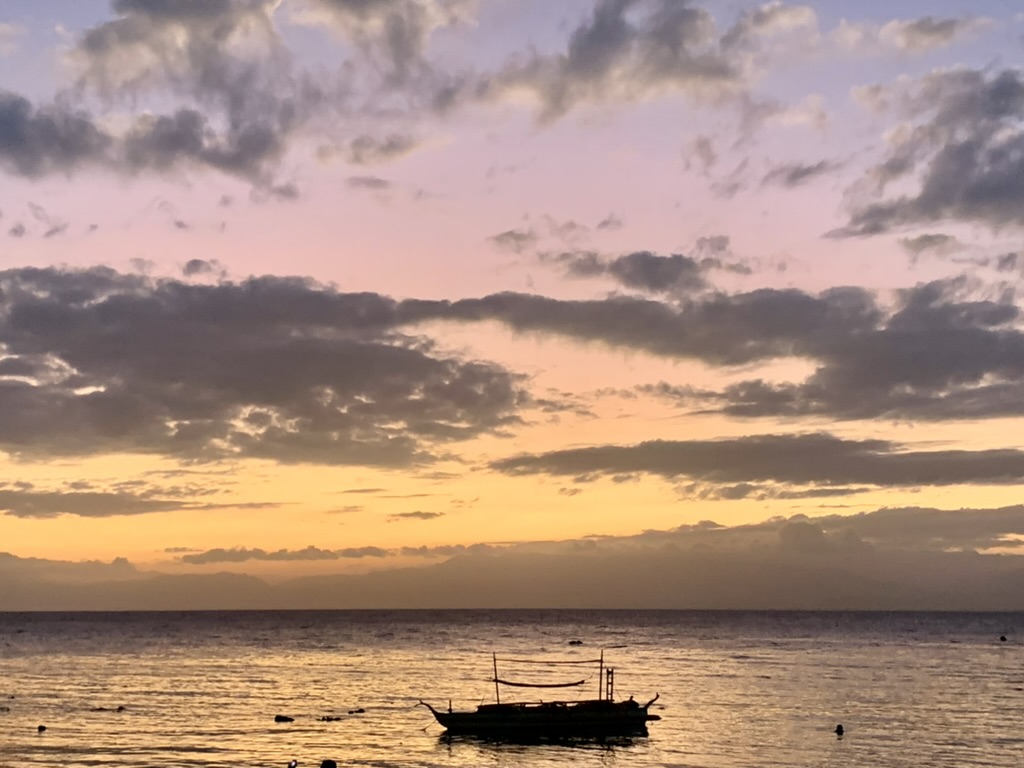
<box><xmin>1</xmin><ymin>610</ymin><xmax>1022</xmax><ymax>767</ymax></box>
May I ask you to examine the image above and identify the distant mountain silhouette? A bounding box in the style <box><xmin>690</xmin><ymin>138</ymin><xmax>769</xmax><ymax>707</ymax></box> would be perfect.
<box><xmin>4</xmin><ymin>547</ymin><xmax>1024</xmax><ymax>611</ymax></box>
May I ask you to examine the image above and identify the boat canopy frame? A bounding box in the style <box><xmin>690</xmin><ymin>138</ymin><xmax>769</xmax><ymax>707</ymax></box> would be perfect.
<box><xmin>488</xmin><ymin>650</ymin><xmax>614</xmax><ymax>704</ymax></box>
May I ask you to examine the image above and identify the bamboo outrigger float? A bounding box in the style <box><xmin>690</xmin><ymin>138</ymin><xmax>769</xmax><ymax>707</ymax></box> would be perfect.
<box><xmin>419</xmin><ymin>651</ymin><xmax>660</xmax><ymax>738</ymax></box>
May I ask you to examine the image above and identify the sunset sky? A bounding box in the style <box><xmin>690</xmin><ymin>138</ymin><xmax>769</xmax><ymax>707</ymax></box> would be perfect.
<box><xmin>3</xmin><ymin>0</ymin><xmax>1024</xmax><ymax>609</ymax></box>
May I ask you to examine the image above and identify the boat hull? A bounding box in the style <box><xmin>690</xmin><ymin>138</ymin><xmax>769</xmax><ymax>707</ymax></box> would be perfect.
<box><xmin>424</xmin><ymin>700</ymin><xmax>658</xmax><ymax>737</ymax></box>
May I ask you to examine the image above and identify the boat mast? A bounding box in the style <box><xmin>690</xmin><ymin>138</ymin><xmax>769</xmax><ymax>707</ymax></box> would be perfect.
<box><xmin>493</xmin><ymin>652</ymin><xmax>500</xmax><ymax>705</ymax></box>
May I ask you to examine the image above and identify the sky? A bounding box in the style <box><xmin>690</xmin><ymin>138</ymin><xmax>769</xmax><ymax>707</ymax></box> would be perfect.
<box><xmin>2</xmin><ymin>0</ymin><xmax>1024</xmax><ymax>610</ymax></box>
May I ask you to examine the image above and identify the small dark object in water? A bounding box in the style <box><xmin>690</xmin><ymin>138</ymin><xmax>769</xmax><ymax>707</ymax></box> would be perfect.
<box><xmin>320</xmin><ymin>761</ymin><xmax>337</xmax><ymax>768</ymax></box>
<box><xmin>835</xmin><ymin>724</ymin><xmax>844</xmax><ymax>737</ymax></box>
<box><xmin>1000</xmin><ymin>635</ymin><xmax>1007</xmax><ymax>642</ymax></box>
<box><xmin>274</xmin><ymin>714</ymin><xmax>294</xmax><ymax>723</ymax></box>
<box><xmin>288</xmin><ymin>761</ymin><xmax>298</xmax><ymax>768</ymax></box>
<box><xmin>37</xmin><ymin>725</ymin><xmax>46</xmax><ymax>733</ymax></box>
<box><xmin>348</xmin><ymin>707</ymin><xmax>365</xmax><ymax>715</ymax></box>
<box><xmin>568</xmin><ymin>639</ymin><xmax>583</xmax><ymax>646</ymax></box>
<box><xmin>319</xmin><ymin>715</ymin><xmax>342</xmax><ymax>722</ymax></box>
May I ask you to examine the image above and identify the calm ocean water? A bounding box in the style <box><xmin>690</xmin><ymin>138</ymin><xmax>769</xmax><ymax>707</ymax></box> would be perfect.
<box><xmin>1</xmin><ymin>610</ymin><xmax>1022</xmax><ymax>767</ymax></box>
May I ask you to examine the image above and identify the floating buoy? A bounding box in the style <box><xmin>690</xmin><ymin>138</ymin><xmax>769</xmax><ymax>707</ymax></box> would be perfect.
<box><xmin>835</xmin><ymin>724</ymin><xmax>844</xmax><ymax>737</ymax></box>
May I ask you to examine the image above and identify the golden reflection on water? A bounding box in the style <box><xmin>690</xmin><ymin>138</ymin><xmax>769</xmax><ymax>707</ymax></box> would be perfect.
<box><xmin>1</xmin><ymin>610</ymin><xmax>1022</xmax><ymax>768</ymax></box>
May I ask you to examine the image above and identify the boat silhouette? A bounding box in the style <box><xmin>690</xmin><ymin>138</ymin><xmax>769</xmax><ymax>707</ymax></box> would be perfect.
<box><xmin>419</xmin><ymin>651</ymin><xmax>660</xmax><ymax>738</ymax></box>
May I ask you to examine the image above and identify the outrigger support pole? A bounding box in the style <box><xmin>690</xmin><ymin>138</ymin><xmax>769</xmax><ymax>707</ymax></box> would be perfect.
<box><xmin>493</xmin><ymin>652</ymin><xmax>500</xmax><ymax>705</ymax></box>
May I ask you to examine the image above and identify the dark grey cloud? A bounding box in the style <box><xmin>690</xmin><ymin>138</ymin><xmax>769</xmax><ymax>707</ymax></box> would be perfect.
<box><xmin>181</xmin><ymin>540</ymin><xmax>478</xmax><ymax>564</ymax></box>
<box><xmin>398</xmin><ymin>542</ymin><xmax>493</xmax><ymax>558</ymax></box>
<box><xmin>389</xmin><ymin>510</ymin><xmax>444</xmax><ymax>521</ymax></box>
<box><xmin>0</xmin><ymin>1</ymin><xmax>325</xmax><ymax>188</ymax></box>
<box><xmin>489</xmin><ymin>228</ymin><xmax>539</xmax><ymax>254</ymax></box>
<box><xmin>491</xmin><ymin>432</ymin><xmax>1024</xmax><ymax>490</ymax></box>
<box><xmin>682</xmin><ymin>481</ymin><xmax>869</xmax><ymax>501</ymax></box>
<box><xmin>473</xmin><ymin>0</ymin><xmax>747</xmax><ymax>121</ymax></box>
<box><xmin>880</xmin><ymin>17</ymin><xmax>985</xmax><ymax>53</ymax></box>
<box><xmin>182</xmin><ymin>259</ymin><xmax>223</xmax><ymax>277</ymax></box>
<box><xmin>347</xmin><ymin>174</ymin><xmax>392</xmax><ymax>189</ymax></box>
<box><xmin>181</xmin><ymin>544</ymin><xmax>390</xmax><ymax>564</ymax></box>
<box><xmin>400</xmin><ymin>284</ymin><xmax>882</xmax><ymax>365</ymax></box>
<box><xmin>548</xmin><ymin>249</ymin><xmax>727</xmax><ymax>294</ymax></box>
<box><xmin>0</xmin><ymin>267</ymin><xmax>525</xmax><ymax>467</ymax></box>
<box><xmin>995</xmin><ymin>252</ymin><xmax>1020</xmax><ymax>273</ymax></box>
<box><xmin>300</xmin><ymin>0</ymin><xmax>473</xmax><ymax>85</ymax></box>
<box><xmin>719</xmin><ymin>2</ymin><xmax>816</xmax><ymax>53</ymax></box>
<box><xmin>818</xmin><ymin>504</ymin><xmax>1024</xmax><ymax>552</ymax></box>
<box><xmin>0</xmin><ymin>91</ymin><xmax>111</xmax><ymax>177</ymax></box>
<box><xmin>0</xmin><ymin>0</ymin><xmax>825</xmax><ymax>189</ymax></box>
<box><xmin>3</xmin><ymin>267</ymin><xmax>1018</xmax><ymax>438</ymax></box>
<box><xmin>0</xmin><ymin>476</ymin><xmax>280</xmax><ymax>519</ymax></box>
<box><xmin>74</xmin><ymin>0</ymin><xmax>284</xmax><ymax>104</ymax></box>
<box><xmin>837</xmin><ymin>68</ymin><xmax>1024</xmax><ymax>235</ymax></box>
<box><xmin>327</xmin><ymin>504</ymin><xmax>363</xmax><ymax>514</ymax></box>
<box><xmin>0</xmin><ymin>486</ymin><xmax>186</xmax><ymax>518</ymax></box>
<box><xmin>343</xmin><ymin>132</ymin><xmax>420</xmax><ymax>164</ymax></box>
<box><xmin>122</xmin><ymin>108</ymin><xmax>294</xmax><ymax>183</ymax></box>
<box><xmin>899</xmin><ymin>233</ymin><xmax>959</xmax><ymax>255</ymax></box>
<box><xmin>265</xmin><ymin>181</ymin><xmax>301</xmax><ymax>201</ymax></box>
<box><xmin>0</xmin><ymin>92</ymin><xmax>301</xmax><ymax>186</ymax></box>
<box><xmin>632</xmin><ymin>504</ymin><xmax>1024</xmax><ymax>557</ymax></box>
<box><xmin>761</xmin><ymin>159</ymin><xmax>838</xmax><ymax>188</ymax></box>
<box><xmin>663</xmin><ymin>279</ymin><xmax>1024</xmax><ymax>422</ymax></box>
<box><xmin>43</xmin><ymin>223</ymin><xmax>69</xmax><ymax>238</ymax></box>
<box><xmin>685</xmin><ymin>134</ymin><xmax>718</xmax><ymax>172</ymax></box>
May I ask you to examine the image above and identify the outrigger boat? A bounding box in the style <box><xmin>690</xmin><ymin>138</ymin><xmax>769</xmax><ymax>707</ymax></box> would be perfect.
<box><xmin>419</xmin><ymin>651</ymin><xmax>660</xmax><ymax>738</ymax></box>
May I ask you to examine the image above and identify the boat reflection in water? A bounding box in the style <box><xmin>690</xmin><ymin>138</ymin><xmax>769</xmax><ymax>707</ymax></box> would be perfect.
<box><xmin>419</xmin><ymin>651</ymin><xmax>661</xmax><ymax>740</ymax></box>
<box><xmin>438</xmin><ymin>732</ymin><xmax>646</xmax><ymax>751</ymax></box>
